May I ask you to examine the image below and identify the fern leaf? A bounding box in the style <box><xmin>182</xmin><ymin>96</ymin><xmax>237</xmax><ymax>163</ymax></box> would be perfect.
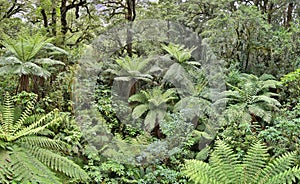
<box><xmin>17</xmin><ymin>136</ymin><xmax>67</xmax><ymax>151</ymax></box>
<box><xmin>34</xmin><ymin>58</ymin><xmax>65</xmax><ymax>65</ymax></box>
<box><xmin>10</xmin><ymin>146</ymin><xmax>61</xmax><ymax>184</ymax></box>
<box><xmin>0</xmin><ymin>164</ymin><xmax>12</xmax><ymax>184</ymax></box>
<box><xmin>144</xmin><ymin>110</ymin><xmax>158</xmax><ymax>132</ymax></box>
<box><xmin>0</xmin><ymin>56</ymin><xmax>22</xmax><ymax>65</ymax></box>
<box><xmin>260</xmin><ymin>79</ymin><xmax>278</xmax><ymax>89</ymax></box>
<box><xmin>0</xmin><ymin>112</ymin><xmax>2</xmax><ymax>129</ymax></box>
<box><xmin>248</xmin><ymin>104</ymin><xmax>272</xmax><ymax>123</ymax></box>
<box><xmin>43</xmin><ymin>43</ymin><xmax>69</xmax><ymax>56</ymax></box>
<box><xmin>132</xmin><ymin>104</ymin><xmax>149</xmax><ymax>119</ymax></box>
<box><xmin>0</xmin><ymin>150</ymin><xmax>12</xmax><ymax>184</ymax></box>
<box><xmin>183</xmin><ymin>159</ymin><xmax>221</xmax><ymax>184</ymax></box>
<box><xmin>210</xmin><ymin>140</ymin><xmax>241</xmax><ymax>183</ymax></box>
<box><xmin>184</xmin><ymin>141</ymin><xmax>300</xmax><ymax>184</ymax></box>
<box><xmin>252</xmin><ymin>95</ymin><xmax>281</xmax><ymax>107</ymax></box>
<box><xmin>128</xmin><ymin>93</ymin><xmax>147</xmax><ymax>103</ymax></box>
<box><xmin>29</xmin><ymin>147</ymin><xmax>89</xmax><ymax>181</ymax></box>
<box><xmin>25</xmin><ymin>34</ymin><xmax>51</xmax><ymax>61</ymax></box>
<box><xmin>258</xmin><ymin>151</ymin><xmax>298</xmax><ymax>183</ymax></box>
<box><xmin>264</xmin><ymin>166</ymin><xmax>300</xmax><ymax>184</ymax></box>
<box><xmin>1</xmin><ymin>93</ymin><xmax>14</xmax><ymax>133</ymax></box>
<box><xmin>242</xmin><ymin>142</ymin><xmax>269</xmax><ymax>183</ymax></box>
<box><xmin>11</xmin><ymin>97</ymin><xmax>36</xmax><ymax>134</ymax></box>
<box><xmin>12</xmin><ymin>110</ymin><xmax>61</xmax><ymax>141</ymax></box>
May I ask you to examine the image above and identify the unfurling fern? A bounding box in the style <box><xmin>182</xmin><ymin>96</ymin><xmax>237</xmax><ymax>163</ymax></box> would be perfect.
<box><xmin>0</xmin><ymin>93</ymin><xmax>89</xmax><ymax>184</ymax></box>
<box><xmin>183</xmin><ymin>140</ymin><xmax>300</xmax><ymax>184</ymax></box>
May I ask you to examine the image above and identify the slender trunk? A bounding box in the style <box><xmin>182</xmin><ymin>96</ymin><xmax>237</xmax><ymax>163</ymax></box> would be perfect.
<box><xmin>32</xmin><ymin>76</ymin><xmax>45</xmax><ymax>98</ymax></box>
<box><xmin>41</xmin><ymin>9</ymin><xmax>48</xmax><ymax>29</ymax></box>
<box><xmin>125</xmin><ymin>0</ymin><xmax>136</xmax><ymax>57</ymax></box>
<box><xmin>51</xmin><ymin>7</ymin><xmax>57</xmax><ymax>36</ymax></box>
<box><xmin>286</xmin><ymin>3</ymin><xmax>294</xmax><ymax>28</ymax></box>
<box><xmin>267</xmin><ymin>3</ymin><xmax>273</xmax><ymax>24</ymax></box>
<box><xmin>19</xmin><ymin>75</ymin><xmax>30</xmax><ymax>92</ymax></box>
<box><xmin>126</xmin><ymin>24</ymin><xmax>133</xmax><ymax>57</ymax></box>
<box><xmin>60</xmin><ymin>0</ymin><xmax>68</xmax><ymax>44</ymax></box>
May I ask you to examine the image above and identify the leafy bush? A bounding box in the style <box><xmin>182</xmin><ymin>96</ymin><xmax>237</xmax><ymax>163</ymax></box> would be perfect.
<box><xmin>280</xmin><ymin>68</ymin><xmax>300</xmax><ymax>106</ymax></box>
<box><xmin>259</xmin><ymin>100</ymin><xmax>300</xmax><ymax>158</ymax></box>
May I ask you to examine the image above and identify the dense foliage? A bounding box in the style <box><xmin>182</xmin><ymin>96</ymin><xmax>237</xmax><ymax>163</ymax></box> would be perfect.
<box><xmin>0</xmin><ymin>0</ymin><xmax>299</xmax><ymax>183</ymax></box>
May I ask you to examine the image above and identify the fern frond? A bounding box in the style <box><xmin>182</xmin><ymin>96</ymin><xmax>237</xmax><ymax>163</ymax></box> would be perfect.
<box><xmin>131</xmin><ymin>104</ymin><xmax>149</xmax><ymax>119</ymax></box>
<box><xmin>258</xmin><ymin>151</ymin><xmax>298</xmax><ymax>183</ymax></box>
<box><xmin>264</xmin><ymin>166</ymin><xmax>300</xmax><ymax>184</ymax></box>
<box><xmin>144</xmin><ymin>110</ymin><xmax>158</xmax><ymax>132</ymax></box>
<box><xmin>252</xmin><ymin>95</ymin><xmax>281</xmax><ymax>107</ymax></box>
<box><xmin>43</xmin><ymin>43</ymin><xmax>69</xmax><ymax>56</ymax></box>
<box><xmin>0</xmin><ymin>114</ymin><xmax>3</xmax><ymax>134</ymax></box>
<box><xmin>242</xmin><ymin>142</ymin><xmax>269</xmax><ymax>183</ymax></box>
<box><xmin>0</xmin><ymin>35</ymin><xmax>22</xmax><ymax>59</ymax></box>
<box><xmin>210</xmin><ymin>140</ymin><xmax>241</xmax><ymax>183</ymax></box>
<box><xmin>0</xmin><ymin>56</ymin><xmax>22</xmax><ymax>65</ymax></box>
<box><xmin>10</xmin><ymin>146</ymin><xmax>61</xmax><ymax>184</ymax></box>
<box><xmin>184</xmin><ymin>141</ymin><xmax>300</xmax><ymax>184</ymax></box>
<box><xmin>220</xmin><ymin>90</ymin><xmax>242</xmax><ymax>102</ymax></box>
<box><xmin>0</xmin><ymin>164</ymin><xmax>12</xmax><ymax>184</ymax></box>
<box><xmin>1</xmin><ymin>93</ymin><xmax>14</xmax><ymax>134</ymax></box>
<box><xmin>259</xmin><ymin>74</ymin><xmax>276</xmax><ymax>81</ymax></box>
<box><xmin>17</xmin><ymin>136</ymin><xmax>67</xmax><ymax>151</ymax></box>
<box><xmin>248</xmin><ymin>104</ymin><xmax>272</xmax><ymax>123</ymax></box>
<box><xmin>12</xmin><ymin>110</ymin><xmax>61</xmax><ymax>141</ymax></box>
<box><xmin>161</xmin><ymin>88</ymin><xmax>177</xmax><ymax>102</ymax></box>
<box><xmin>11</xmin><ymin>97</ymin><xmax>36</xmax><ymax>134</ymax></box>
<box><xmin>34</xmin><ymin>58</ymin><xmax>65</xmax><ymax>65</ymax></box>
<box><xmin>0</xmin><ymin>149</ymin><xmax>12</xmax><ymax>184</ymax></box>
<box><xmin>128</xmin><ymin>93</ymin><xmax>147</xmax><ymax>103</ymax></box>
<box><xmin>183</xmin><ymin>159</ymin><xmax>221</xmax><ymax>184</ymax></box>
<box><xmin>259</xmin><ymin>79</ymin><xmax>278</xmax><ymax>89</ymax></box>
<box><xmin>24</xmin><ymin>34</ymin><xmax>51</xmax><ymax>61</ymax></box>
<box><xmin>161</xmin><ymin>43</ymin><xmax>195</xmax><ymax>63</ymax></box>
<box><xmin>29</xmin><ymin>147</ymin><xmax>89</xmax><ymax>181</ymax></box>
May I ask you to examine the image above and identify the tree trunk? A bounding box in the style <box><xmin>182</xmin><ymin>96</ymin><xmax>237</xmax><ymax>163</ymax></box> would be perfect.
<box><xmin>41</xmin><ymin>9</ymin><xmax>48</xmax><ymax>29</ymax></box>
<box><xmin>125</xmin><ymin>0</ymin><xmax>136</xmax><ymax>57</ymax></box>
<box><xmin>51</xmin><ymin>7</ymin><xmax>57</xmax><ymax>36</ymax></box>
<box><xmin>286</xmin><ymin>3</ymin><xmax>294</xmax><ymax>28</ymax></box>
<box><xmin>60</xmin><ymin>0</ymin><xmax>68</xmax><ymax>44</ymax></box>
<box><xmin>267</xmin><ymin>3</ymin><xmax>273</xmax><ymax>24</ymax></box>
<box><xmin>19</xmin><ymin>75</ymin><xmax>30</xmax><ymax>92</ymax></box>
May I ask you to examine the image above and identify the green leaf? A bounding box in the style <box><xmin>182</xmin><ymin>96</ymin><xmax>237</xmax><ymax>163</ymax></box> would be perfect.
<box><xmin>132</xmin><ymin>104</ymin><xmax>149</xmax><ymax>119</ymax></box>
<box><xmin>144</xmin><ymin>111</ymin><xmax>157</xmax><ymax>132</ymax></box>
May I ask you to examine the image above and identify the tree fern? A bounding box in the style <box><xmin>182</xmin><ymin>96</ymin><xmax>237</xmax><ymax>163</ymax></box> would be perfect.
<box><xmin>0</xmin><ymin>33</ymin><xmax>67</xmax><ymax>92</ymax></box>
<box><xmin>107</xmin><ymin>54</ymin><xmax>153</xmax><ymax>81</ymax></box>
<box><xmin>0</xmin><ymin>93</ymin><xmax>89</xmax><ymax>183</ymax></box>
<box><xmin>183</xmin><ymin>140</ymin><xmax>300</xmax><ymax>184</ymax></box>
<box><xmin>129</xmin><ymin>87</ymin><xmax>177</xmax><ymax>132</ymax></box>
<box><xmin>219</xmin><ymin>72</ymin><xmax>281</xmax><ymax>123</ymax></box>
<box><xmin>161</xmin><ymin>43</ymin><xmax>197</xmax><ymax>65</ymax></box>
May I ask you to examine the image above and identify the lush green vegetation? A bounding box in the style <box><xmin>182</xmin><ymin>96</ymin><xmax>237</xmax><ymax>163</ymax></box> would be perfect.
<box><xmin>0</xmin><ymin>0</ymin><xmax>299</xmax><ymax>183</ymax></box>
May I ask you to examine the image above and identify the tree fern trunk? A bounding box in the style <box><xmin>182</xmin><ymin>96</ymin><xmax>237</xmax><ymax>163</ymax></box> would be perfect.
<box><xmin>19</xmin><ymin>75</ymin><xmax>30</xmax><ymax>92</ymax></box>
